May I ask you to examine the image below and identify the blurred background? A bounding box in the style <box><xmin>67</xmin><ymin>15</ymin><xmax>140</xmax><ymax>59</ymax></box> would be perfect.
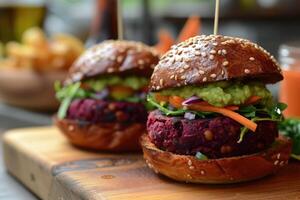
<box><xmin>1</xmin><ymin>0</ymin><xmax>300</xmax><ymax>130</ymax></box>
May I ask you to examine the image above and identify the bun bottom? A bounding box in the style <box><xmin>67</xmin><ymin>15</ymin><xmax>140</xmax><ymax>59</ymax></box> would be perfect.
<box><xmin>140</xmin><ymin>134</ymin><xmax>292</xmax><ymax>184</ymax></box>
<box><xmin>55</xmin><ymin>117</ymin><xmax>146</xmax><ymax>152</ymax></box>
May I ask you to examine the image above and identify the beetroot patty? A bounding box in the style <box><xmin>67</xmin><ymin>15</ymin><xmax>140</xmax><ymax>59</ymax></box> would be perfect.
<box><xmin>147</xmin><ymin>110</ymin><xmax>278</xmax><ymax>159</ymax></box>
<box><xmin>67</xmin><ymin>99</ymin><xmax>147</xmax><ymax>124</ymax></box>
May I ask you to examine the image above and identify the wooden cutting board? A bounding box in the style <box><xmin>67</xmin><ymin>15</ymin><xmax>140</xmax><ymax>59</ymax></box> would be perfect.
<box><xmin>2</xmin><ymin>126</ymin><xmax>300</xmax><ymax>200</ymax></box>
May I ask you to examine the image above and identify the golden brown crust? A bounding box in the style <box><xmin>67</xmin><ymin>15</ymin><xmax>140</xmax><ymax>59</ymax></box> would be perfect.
<box><xmin>65</xmin><ymin>40</ymin><xmax>160</xmax><ymax>84</ymax></box>
<box><xmin>55</xmin><ymin>117</ymin><xmax>146</xmax><ymax>152</ymax></box>
<box><xmin>141</xmin><ymin>134</ymin><xmax>292</xmax><ymax>184</ymax></box>
<box><xmin>150</xmin><ymin>35</ymin><xmax>283</xmax><ymax>91</ymax></box>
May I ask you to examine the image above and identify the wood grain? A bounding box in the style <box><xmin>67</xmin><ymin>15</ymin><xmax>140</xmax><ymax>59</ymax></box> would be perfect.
<box><xmin>2</xmin><ymin>126</ymin><xmax>300</xmax><ymax>200</ymax></box>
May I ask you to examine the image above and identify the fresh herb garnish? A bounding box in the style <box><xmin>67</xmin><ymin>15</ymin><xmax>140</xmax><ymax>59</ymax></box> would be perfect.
<box><xmin>55</xmin><ymin>79</ymin><xmax>149</xmax><ymax>119</ymax></box>
<box><xmin>56</xmin><ymin>82</ymin><xmax>84</xmax><ymax>119</ymax></box>
<box><xmin>237</xmin><ymin>103</ymin><xmax>286</xmax><ymax>143</ymax></box>
<box><xmin>195</xmin><ymin>152</ymin><xmax>208</xmax><ymax>160</ymax></box>
<box><xmin>147</xmin><ymin>95</ymin><xmax>213</xmax><ymax>118</ymax></box>
<box><xmin>279</xmin><ymin>118</ymin><xmax>300</xmax><ymax>160</ymax></box>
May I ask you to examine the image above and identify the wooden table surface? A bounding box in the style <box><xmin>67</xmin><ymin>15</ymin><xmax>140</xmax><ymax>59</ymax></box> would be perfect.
<box><xmin>3</xmin><ymin>126</ymin><xmax>300</xmax><ymax>200</ymax></box>
<box><xmin>0</xmin><ymin>102</ymin><xmax>52</xmax><ymax>200</ymax></box>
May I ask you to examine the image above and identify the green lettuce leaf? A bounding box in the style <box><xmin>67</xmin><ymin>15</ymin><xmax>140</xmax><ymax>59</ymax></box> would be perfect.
<box><xmin>279</xmin><ymin>118</ymin><xmax>300</xmax><ymax>160</ymax></box>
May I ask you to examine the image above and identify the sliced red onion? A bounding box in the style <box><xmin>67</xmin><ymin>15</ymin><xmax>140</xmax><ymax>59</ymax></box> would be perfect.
<box><xmin>92</xmin><ymin>88</ymin><xmax>109</xmax><ymax>99</ymax></box>
<box><xmin>184</xmin><ymin>112</ymin><xmax>196</xmax><ymax>120</ymax></box>
<box><xmin>182</xmin><ymin>96</ymin><xmax>202</xmax><ymax>106</ymax></box>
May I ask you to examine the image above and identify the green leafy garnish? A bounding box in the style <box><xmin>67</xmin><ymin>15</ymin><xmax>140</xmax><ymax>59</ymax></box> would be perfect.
<box><xmin>147</xmin><ymin>95</ymin><xmax>187</xmax><ymax>116</ymax></box>
<box><xmin>279</xmin><ymin>118</ymin><xmax>300</xmax><ymax>160</ymax></box>
<box><xmin>195</xmin><ymin>152</ymin><xmax>208</xmax><ymax>160</ymax></box>
<box><xmin>56</xmin><ymin>82</ymin><xmax>83</xmax><ymax>119</ymax></box>
<box><xmin>237</xmin><ymin>103</ymin><xmax>287</xmax><ymax>143</ymax></box>
<box><xmin>85</xmin><ymin>76</ymin><xmax>148</xmax><ymax>91</ymax></box>
<box><xmin>147</xmin><ymin>95</ymin><xmax>213</xmax><ymax>117</ymax></box>
<box><xmin>55</xmin><ymin>76</ymin><xmax>149</xmax><ymax>119</ymax></box>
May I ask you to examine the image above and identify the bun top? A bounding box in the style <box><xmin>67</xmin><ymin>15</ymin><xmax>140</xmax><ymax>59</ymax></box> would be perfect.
<box><xmin>149</xmin><ymin>35</ymin><xmax>283</xmax><ymax>91</ymax></box>
<box><xmin>65</xmin><ymin>40</ymin><xmax>159</xmax><ymax>84</ymax></box>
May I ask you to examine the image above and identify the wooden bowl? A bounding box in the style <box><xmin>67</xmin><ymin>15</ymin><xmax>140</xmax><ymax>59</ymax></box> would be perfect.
<box><xmin>0</xmin><ymin>68</ymin><xmax>67</xmax><ymax>111</ymax></box>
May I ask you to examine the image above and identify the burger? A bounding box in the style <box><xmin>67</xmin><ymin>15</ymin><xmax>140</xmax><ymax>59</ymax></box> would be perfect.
<box><xmin>55</xmin><ymin>40</ymin><xmax>159</xmax><ymax>151</ymax></box>
<box><xmin>140</xmin><ymin>35</ymin><xmax>292</xmax><ymax>183</ymax></box>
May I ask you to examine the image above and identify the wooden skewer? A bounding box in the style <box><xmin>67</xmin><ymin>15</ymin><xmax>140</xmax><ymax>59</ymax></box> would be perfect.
<box><xmin>213</xmin><ymin>0</ymin><xmax>220</xmax><ymax>35</ymax></box>
<box><xmin>117</xmin><ymin>0</ymin><xmax>123</xmax><ymax>40</ymax></box>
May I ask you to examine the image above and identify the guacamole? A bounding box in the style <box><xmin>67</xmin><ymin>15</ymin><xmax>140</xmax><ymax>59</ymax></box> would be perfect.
<box><xmin>159</xmin><ymin>81</ymin><xmax>273</xmax><ymax>107</ymax></box>
<box><xmin>85</xmin><ymin>75</ymin><xmax>148</xmax><ymax>91</ymax></box>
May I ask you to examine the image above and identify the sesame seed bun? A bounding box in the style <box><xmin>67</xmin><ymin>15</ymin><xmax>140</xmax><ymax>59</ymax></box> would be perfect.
<box><xmin>55</xmin><ymin>117</ymin><xmax>146</xmax><ymax>152</ymax></box>
<box><xmin>150</xmin><ymin>35</ymin><xmax>283</xmax><ymax>91</ymax></box>
<box><xmin>140</xmin><ymin>134</ymin><xmax>292</xmax><ymax>184</ymax></box>
<box><xmin>66</xmin><ymin>40</ymin><xmax>160</xmax><ymax>84</ymax></box>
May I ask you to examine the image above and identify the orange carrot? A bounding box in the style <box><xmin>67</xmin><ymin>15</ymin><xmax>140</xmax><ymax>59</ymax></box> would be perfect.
<box><xmin>182</xmin><ymin>100</ymin><xmax>239</xmax><ymax>111</ymax></box>
<box><xmin>177</xmin><ymin>15</ymin><xmax>201</xmax><ymax>42</ymax></box>
<box><xmin>154</xmin><ymin>93</ymin><xmax>169</xmax><ymax>103</ymax></box>
<box><xmin>155</xmin><ymin>29</ymin><xmax>175</xmax><ymax>55</ymax></box>
<box><xmin>245</xmin><ymin>96</ymin><xmax>261</xmax><ymax>105</ymax></box>
<box><xmin>225</xmin><ymin>105</ymin><xmax>240</xmax><ymax>111</ymax></box>
<box><xmin>169</xmin><ymin>96</ymin><xmax>185</xmax><ymax>108</ymax></box>
<box><xmin>188</xmin><ymin>104</ymin><xmax>257</xmax><ymax>132</ymax></box>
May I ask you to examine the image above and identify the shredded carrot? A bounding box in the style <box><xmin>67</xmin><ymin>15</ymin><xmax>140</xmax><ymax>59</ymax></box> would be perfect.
<box><xmin>154</xmin><ymin>93</ymin><xmax>169</xmax><ymax>103</ymax></box>
<box><xmin>154</xmin><ymin>29</ymin><xmax>175</xmax><ymax>55</ymax></box>
<box><xmin>177</xmin><ymin>15</ymin><xmax>201</xmax><ymax>42</ymax></box>
<box><xmin>182</xmin><ymin>100</ymin><xmax>239</xmax><ymax>111</ymax></box>
<box><xmin>169</xmin><ymin>96</ymin><xmax>185</xmax><ymax>108</ymax></box>
<box><xmin>245</xmin><ymin>96</ymin><xmax>261</xmax><ymax>105</ymax></box>
<box><xmin>225</xmin><ymin>105</ymin><xmax>240</xmax><ymax>111</ymax></box>
<box><xmin>188</xmin><ymin>104</ymin><xmax>257</xmax><ymax>132</ymax></box>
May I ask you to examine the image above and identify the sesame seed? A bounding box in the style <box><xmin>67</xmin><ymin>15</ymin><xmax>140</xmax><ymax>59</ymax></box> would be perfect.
<box><xmin>244</xmin><ymin>69</ymin><xmax>250</xmax><ymax>74</ymax></box>
<box><xmin>188</xmin><ymin>160</ymin><xmax>192</xmax><ymax>166</ymax></box>
<box><xmin>159</xmin><ymin>79</ymin><xmax>164</xmax><ymax>86</ymax></box>
<box><xmin>174</xmin><ymin>75</ymin><xmax>178</xmax><ymax>80</ymax></box>
<box><xmin>274</xmin><ymin>160</ymin><xmax>279</xmax><ymax>165</ymax></box>
<box><xmin>249</xmin><ymin>57</ymin><xmax>255</xmax><ymax>61</ymax></box>
<box><xmin>209</xmin><ymin>55</ymin><xmax>214</xmax><ymax>60</ymax></box>
<box><xmin>175</xmin><ymin>56</ymin><xmax>182</xmax><ymax>62</ymax></box>
<box><xmin>201</xmin><ymin>52</ymin><xmax>207</xmax><ymax>57</ymax></box>
<box><xmin>107</xmin><ymin>68</ymin><xmax>114</xmax><ymax>72</ymax></box>
<box><xmin>181</xmin><ymin>75</ymin><xmax>186</xmax><ymax>80</ymax></box>
<box><xmin>203</xmin><ymin>77</ymin><xmax>207</xmax><ymax>82</ymax></box>
<box><xmin>212</xmin><ymin>42</ymin><xmax>218</xmax><ymax>46</ymax></box>
<box><xmin>138</xmin><ymin>60</ymin><xmax>144</xmax><ymax>65</ymax></box>
<box><xmin>200</xmin><ymin>170</ymin><xmax>205</xmax><ymax>175</ymax></box>
<box><xmin>184</xmin><ymin>57</ymin><xmax>191</xmax><ymax>62</ymax></box>
<box><xmin>68</xmin><ymin>125</ymin><xmax>74</xmax><ymax>131</ymax></box>
<box><xmin>109</xmin><ymin>56</ymin><xmax>116</xmax><ymax>61</ymax></box>
<box><xmin>280</xmin><ymin>161</ymin><xmax>285</xmax><ymax>166</ymax></box>
<box><xmin>199</xmin><ymin>70</ymin><xmax>205</xmax><ymax>75</ymax></box>
<box><xmin>170</xmin><ymin>75</ymin><xmax>175</xmax><ymax>79</ymax></box>
<box><xmin>210</xmin><ymin>73</ymin><xmax>217</xmax><ymax>78</ymax></box>
<box><xmin>117</xmin><ymin>56</ymin><xmax>123</xmax><ymax>63</ymax></box>
<box><xmin>222</xmin><ymin>61</ymin><xmax>229</xmax><ymax>66</ymax></box>
<box><xmin>217</xmin><ymin>50</ymin><xmax>222</xmax><ymax>55</ymax></box>
<box><xmin>210</xmin><ymin>50</ymin><xmax>216</xmax><ymax>54</ymax></box>
<box><xmin>183</xmin><ymin>65</ymin><xmax>189</xmax><ymax>69</ymax></box>
<box><xmin>195</xmin><ymin>51</ymin><xmax>201</xmax><ymax>56</ymax></box>
<box><xmin>277</xmin><ymin>153</ymin><xmax>281</xmax><ymax>159</ymax></box>
<box><xmin>221</xmin><ymin>70</ymin><xmax>225</xmax><ymax>75</ymax></box>
<box><xmin>179</xmin><ymin>68</ymin><xmax>184</xmax><ymax>73</ymax></box>
<box><xmin>222</xmin><ymin>49</ymin><xmax>227</xmax><ymax>55</ymax></box>
<box><xmin>156</xmin><ymin>86</ymin><xmax>160</xmax><ymax>90</ymax></box>
<box><xmin>189</xmin><ymin>166</ymin><xmax>195</xmax><ymax>170</ymax></box>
